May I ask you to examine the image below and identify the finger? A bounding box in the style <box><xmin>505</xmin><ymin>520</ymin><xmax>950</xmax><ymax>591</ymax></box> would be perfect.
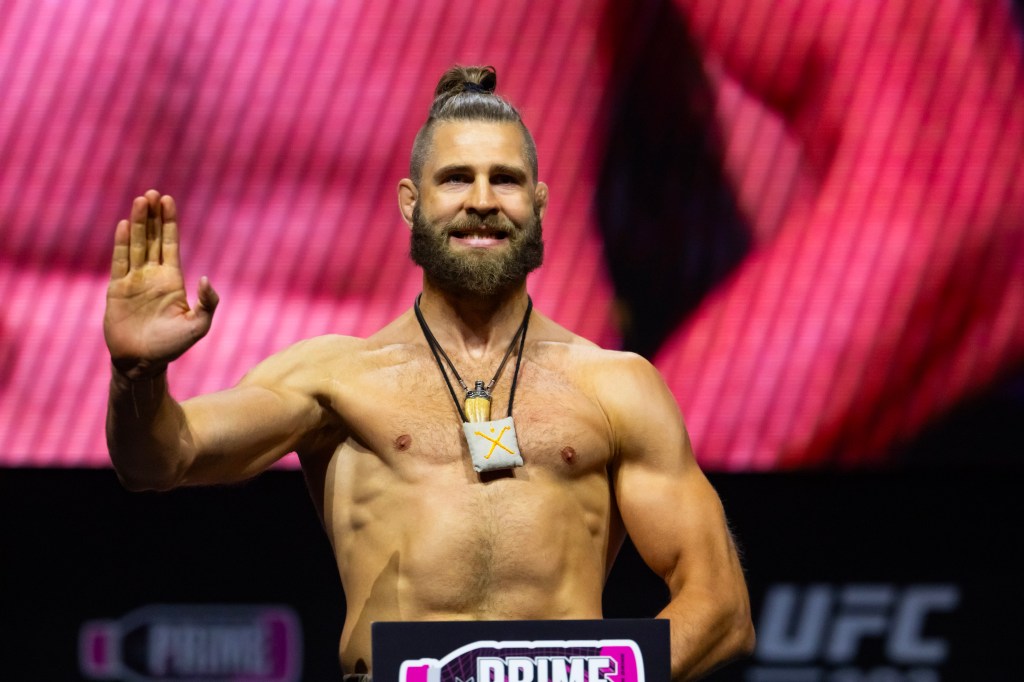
<box><xmin>193</xmin><ymin>276</ymin><xmax>220</xmax><ymax>335</ymax></box>
<box><xmin>145</xmin><ymin>189</ymin><xmax>162</xmax><ymax>264</ymax></box>
<box><xmin>160</xmin><ymin>195</ymin><xmax>180</xmax><ymax>268</ymax></box>
<box><xmin>111</xmin><ymin>219</ymin><xmax>130</xmax><ymax>279</ymax></box>
<box><xmin>128</xmin><ymin>196</ymin><xmax>149</xmax><ymax>271</ymax></box>
<box><xmin>196</xmin><ymin>276</ymin><xmax>220</xmax><ymax>315</ymax></box>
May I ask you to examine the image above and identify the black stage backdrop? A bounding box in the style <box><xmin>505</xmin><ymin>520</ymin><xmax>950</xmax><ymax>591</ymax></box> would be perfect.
<box><xmin>2</xmin><ymin>469</ymin><xmax>1020</xmax><ymax>681</ymax></box>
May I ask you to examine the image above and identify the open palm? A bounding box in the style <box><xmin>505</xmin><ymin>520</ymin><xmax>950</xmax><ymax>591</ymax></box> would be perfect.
<box><xmin>104</xmin><ymin>191</ymin><xmax>218</xmax><ymax>378</ymax></box>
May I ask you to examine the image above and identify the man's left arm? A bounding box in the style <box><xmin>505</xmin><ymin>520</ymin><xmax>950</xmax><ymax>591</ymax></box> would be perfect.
<box><xmin>603</xmin><ymin>353</ymin><xmax>755</xmax><ymax>679</ymax></box>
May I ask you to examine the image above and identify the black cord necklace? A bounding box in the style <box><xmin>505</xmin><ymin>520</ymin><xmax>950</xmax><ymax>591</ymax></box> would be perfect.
<box><xmin>414</xmin><ymin>293</ymin><xmax>532</xmax><ymax>423</ymax></box>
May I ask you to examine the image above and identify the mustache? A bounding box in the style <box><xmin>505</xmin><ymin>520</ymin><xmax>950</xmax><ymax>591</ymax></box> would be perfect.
<box><xmin>443</xmin><ymin>214</ymin><xmax>518</xmax><ymax>235</ymax></box>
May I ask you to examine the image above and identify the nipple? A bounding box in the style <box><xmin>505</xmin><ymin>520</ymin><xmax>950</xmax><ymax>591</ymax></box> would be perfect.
<box><xmin>394</xmin><ymin>434</ymin><xmax>412</xmax><ymax>451</ymax></box>
<box><xmin>561</xmin><ymin>446</ymin><xmax>576</xmax><ymax>464</ymax></box>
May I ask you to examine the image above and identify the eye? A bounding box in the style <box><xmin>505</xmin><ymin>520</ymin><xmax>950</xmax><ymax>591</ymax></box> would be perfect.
<box><xmin>444</xmin><ymin>173</ymin><xmax>472</xmax><ymax>184</ymax></box>
<box><xmin>491</xmin><ymin>174</ymin><xmax>519</xmax><ymax>185</ymax></box>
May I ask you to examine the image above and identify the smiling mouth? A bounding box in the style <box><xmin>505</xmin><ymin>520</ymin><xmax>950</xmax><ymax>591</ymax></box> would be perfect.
<box><xmin>450</xmin><ymin>229</ymin><xmax>510</xmax><ymax>240</ymax></box>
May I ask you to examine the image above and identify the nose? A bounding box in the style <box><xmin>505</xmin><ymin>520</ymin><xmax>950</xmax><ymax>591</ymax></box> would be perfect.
<box><xmin>466</xmin><ymin>176</ymin><xmax>498</xmax><ymax>216</ymax></box>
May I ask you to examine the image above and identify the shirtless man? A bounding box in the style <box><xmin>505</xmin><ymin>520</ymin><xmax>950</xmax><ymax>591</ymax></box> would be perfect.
<box><xmin>104</xmin><ymin>65</ymin><xmax>754</xmax><ymax>680</ymax></box>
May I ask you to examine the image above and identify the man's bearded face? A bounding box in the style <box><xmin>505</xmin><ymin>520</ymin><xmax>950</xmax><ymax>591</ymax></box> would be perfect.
<box><xmin>410</xmin><ymin>202</ymin><xmax>544</xmax><ymax>297</ymax></box>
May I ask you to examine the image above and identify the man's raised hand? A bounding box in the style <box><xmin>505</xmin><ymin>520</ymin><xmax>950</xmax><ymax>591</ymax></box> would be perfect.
<box><xmin>104</xmin><ymin>190</ymin><xmax>219</xmax><ymax>379</ymax></box>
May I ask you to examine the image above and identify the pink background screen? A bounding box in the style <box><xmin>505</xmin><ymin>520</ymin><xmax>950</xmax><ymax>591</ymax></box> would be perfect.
<box><xmin>2</xmin><ymin>0</ymin><xmax>1023</xmax><ymax>469</ymax></box>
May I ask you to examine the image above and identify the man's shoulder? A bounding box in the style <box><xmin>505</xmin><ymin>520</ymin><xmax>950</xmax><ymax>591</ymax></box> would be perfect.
<box><xmin>529</xmin><ymin>313</ymin><xmax>661</xmax><ymax>384</ymax></box>
<box><xmin>257</xmin><ymin>308</ymin><xmax>437</xmax><ymax>373</ymax></box>
<box><xmin>241</xmin><ymin>333</ymin><xmax>385</xmax><ymax>387</ymax></box>
<box><xmin>532</xmin><ymin>334</ymin><xmax>681</xmax><ymax>442</ymax></box>
<box><xmin>573</xmin><ymin>346</ymin><xmax>663</xmax><ymax>390</ymax></box>
<box><xmin>536</xmin><ymin>338</ymin><xmax>647</xmax><ymax>370</ymax></box>
<box><xmin>272</xmin><ymin>333</ymin><xmax>369</xmax><ymax>363</ymax></box>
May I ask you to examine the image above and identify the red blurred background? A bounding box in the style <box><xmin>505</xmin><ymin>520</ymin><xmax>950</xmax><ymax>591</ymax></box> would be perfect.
<box><xmin>2</xmin><ymin>0</ymin><xmax>1022</xmax><ymax>469</ymax></box>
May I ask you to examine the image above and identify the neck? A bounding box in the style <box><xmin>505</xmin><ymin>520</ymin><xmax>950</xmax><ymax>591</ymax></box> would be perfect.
<box><xmin>417</xmin><ymin>278</ymin><xmax>531</xmax><ymax>359</ymax></box>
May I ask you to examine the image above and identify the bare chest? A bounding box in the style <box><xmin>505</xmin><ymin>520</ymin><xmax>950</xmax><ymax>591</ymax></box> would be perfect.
<box><xmin>334</xmin><ymin>356</ymin><xmax>613</xmax><ymax>480</ymax></box>
<box><xmin>295</xmin><ymin>347</ymin><xmax>619</xmax><ymax>631</ymax></box>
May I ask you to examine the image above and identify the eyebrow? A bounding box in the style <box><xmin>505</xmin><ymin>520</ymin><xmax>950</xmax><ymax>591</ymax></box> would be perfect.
<box><xmin>433</xmin><ymin>163</ymin><xmax>528</xmax><ymax>183</ymax></box>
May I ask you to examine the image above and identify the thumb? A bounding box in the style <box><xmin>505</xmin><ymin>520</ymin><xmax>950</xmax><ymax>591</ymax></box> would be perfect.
<box><xmin>193</xmin><ymin>276</ymin><xmax>220</xmax><ymax>331</ymax></box>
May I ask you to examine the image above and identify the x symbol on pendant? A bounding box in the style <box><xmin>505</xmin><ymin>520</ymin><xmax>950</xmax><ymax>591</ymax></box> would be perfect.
<box><xmin>474</xmin><ymin>425</ymin><xmax>514</xmax><ymax>459</ymax></box>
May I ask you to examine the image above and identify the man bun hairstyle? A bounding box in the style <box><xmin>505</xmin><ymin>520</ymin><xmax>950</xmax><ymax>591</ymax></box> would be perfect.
<box><xmin>410</xmin><ymin>65</ymin><xmax>538</xmax><ymax>185</ymax></box>
<box><xmin>432</xmin><ymin>64</ymin><xmax>498</xmax><ymax>100</ymax></box>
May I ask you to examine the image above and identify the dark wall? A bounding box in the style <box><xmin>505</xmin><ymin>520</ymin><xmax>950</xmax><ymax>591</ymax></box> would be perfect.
<box><xmin>3</xmin><ymin>469</ymin><xmax>1020</xmax><ymax>680</ymax></box>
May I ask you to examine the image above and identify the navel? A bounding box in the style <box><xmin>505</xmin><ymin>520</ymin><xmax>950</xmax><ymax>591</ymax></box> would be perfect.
<box><xmin>394</xmin><ymin>434</ymin><xmax>412</xmax><ymax>451</ymax></box>
<box><xmin>560</xmin><ymin>446</ymin><xmax>576</xmax><ymax>464</ymax></box>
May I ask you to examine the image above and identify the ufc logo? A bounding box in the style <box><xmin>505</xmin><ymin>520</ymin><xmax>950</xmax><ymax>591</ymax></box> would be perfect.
<box><xmin>756</xmin><ymin>584</ymin><xmax>959</xmax><ymax>665</ymax></box>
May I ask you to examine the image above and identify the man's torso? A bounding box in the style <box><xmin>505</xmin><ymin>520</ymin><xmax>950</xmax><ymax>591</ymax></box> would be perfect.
<box><xmin>290</xmin><ymin>312</ymin><xmax>626</xmax><ymax>672</ymax></box>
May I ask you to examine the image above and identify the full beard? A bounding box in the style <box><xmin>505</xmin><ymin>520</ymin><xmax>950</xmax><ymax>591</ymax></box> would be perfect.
<box><xmin>410</xmin><ymin>204</ymin><xmax>544</xmax><ymax>297</ymax></box>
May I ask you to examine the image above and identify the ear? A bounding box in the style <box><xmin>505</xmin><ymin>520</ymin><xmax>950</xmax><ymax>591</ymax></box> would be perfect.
<box><xmin>398</xmin><ymin>178</ymin><xmax>418</xmax><ymax>228</ymax></box>
<box><xmin>535</xmin><ymin>181</ymin><xmax>549</xmax><ymax>221</ymax></box>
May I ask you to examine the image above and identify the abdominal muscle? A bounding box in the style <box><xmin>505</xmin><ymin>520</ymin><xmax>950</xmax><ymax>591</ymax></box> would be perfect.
<box><xmin>319</xmin><ymin>439</ymin><xmax>611</xmax><ymax>673</ymax></box>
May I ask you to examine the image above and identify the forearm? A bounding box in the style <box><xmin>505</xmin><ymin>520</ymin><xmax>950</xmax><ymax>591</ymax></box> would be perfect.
<box><xmin>660</xmin><ymin>581</ymin><xmax>755</xmax><ymax>680</ymax></box>
<box><xmin>106</xmin><ymin>366</ymin><xmax>195</xmax><ymax>491</ymax></box>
